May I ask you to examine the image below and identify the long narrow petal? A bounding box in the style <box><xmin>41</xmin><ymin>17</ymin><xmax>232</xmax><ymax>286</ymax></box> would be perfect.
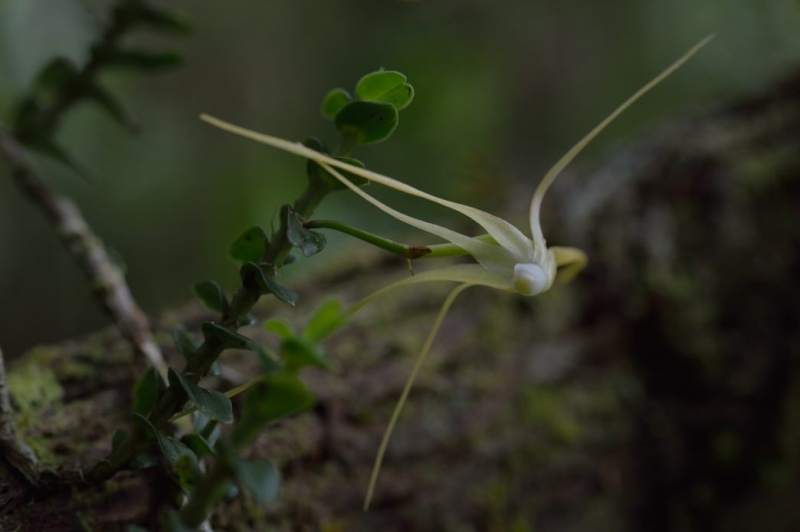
<box><xmin>200</xmin><ymin>114</ymin><xmax>535</xmax><ymax>259</ymax></box>
<box><xmin>363</xmin><ymin>283</ymin><xmax>472</xmax><ymax>511</ymax></box>
<box><xmin>318</xmin><ymin>162</ymin><xmax>514</xmax><ymax>273</ymax></box>
<box><xmin>527</xmin><ymin>35</ymin><xmax>715</xmax><ymax>243</ymax></box>
<box><xmin>345</xmin><ymin>263</ymin><xmax>512</xmax><ymax>316</ymax></box>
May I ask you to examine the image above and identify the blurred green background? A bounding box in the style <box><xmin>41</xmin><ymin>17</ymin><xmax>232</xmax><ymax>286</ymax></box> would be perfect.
<box><xmin>1</xmin><ymin>0</ymin><xmax>799</xmax><ymax>358</ymax></box>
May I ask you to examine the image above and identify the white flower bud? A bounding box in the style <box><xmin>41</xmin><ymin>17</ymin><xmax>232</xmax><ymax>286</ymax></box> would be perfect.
<box><xmin>511</xmin><ymin>263</ymin><xmax>548</xmax><ymax>296</ymax></box>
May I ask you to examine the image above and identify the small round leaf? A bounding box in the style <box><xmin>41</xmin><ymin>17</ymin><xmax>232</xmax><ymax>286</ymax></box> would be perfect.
<box><xmin>230</xmin><ymin>226</ymin><xmax>269</xmax><ymax>263</ymax></box>
<box><xmin>355</xmin><ymin>71</ymin><xmax>404</xmax><ymax>101</ymax></box>
<box><xmin>321</xmin><ymin>88</ymin><xmax>351</xmax><ymax>120</ymax></box>
<box><xmin>335</xmin><ymin>101</ymin><xmax>398</xmax><ymax>145</ymax></box>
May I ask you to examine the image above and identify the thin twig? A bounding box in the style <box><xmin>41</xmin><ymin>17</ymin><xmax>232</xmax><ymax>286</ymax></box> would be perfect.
<box><xmin>0</xmin><ymin>346</ymin><xmax>39</xmax><ymax>484</ymax></box>
<box><xmin>0</xmin><ymin>126</ymin><xmax>167</xmax><ymax>378</ymax></box>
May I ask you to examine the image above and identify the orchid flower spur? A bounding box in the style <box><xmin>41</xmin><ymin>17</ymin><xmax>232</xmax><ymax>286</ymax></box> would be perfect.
<box><xmin>201</xmin><ymin>34</ymin><xmax>712</xmax><ymax>509</ymax></box>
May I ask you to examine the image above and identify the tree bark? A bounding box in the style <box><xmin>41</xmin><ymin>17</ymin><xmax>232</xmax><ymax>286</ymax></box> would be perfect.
<box><xmin>2</xmin><ymin>68</ymin><xmax>800</xmax><ymax>531</ymax></box>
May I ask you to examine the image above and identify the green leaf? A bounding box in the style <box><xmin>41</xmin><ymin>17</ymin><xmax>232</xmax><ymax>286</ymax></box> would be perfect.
<box><xmin>10</xmin><ymin>97</ymin><xmax>40</xmax><ymax>133</ymax></box>
<box><xmin>105</xmin><ymin>49</ymin><xmax>184</xmax><ymax>72</ymax></box>
<box><xmin>85</xmin><ymin>83</ymin><xmax>139</xmax><ymax>132</ymax></box>
<box><xmin>232</xmin><ymin>373</ymin><xmax>314</xmax><ymax>445</ymax></box>
<box><xmin>302</xmin><ymin>139</ymin><xmax>367</xmax><ymax>190</ymax></box>
<box><xmin>132</xmin><ymin>367</ymin><xmax>166</xmax><ymax>415</ymax></box>
<box><xmin>183</xmin><ymin>433</ymin><xmax>217</xmax><ymax>458</ymax></box>
<box><xmin>172</xmin><ymin>326</ymin><xmax>199</xmax><ymax>360</ymax></box>
<box><xmin>306</xmin><ymin>156</ymin><xmax>368</xmax><ymax>192</ymax></box>
<box><xmin>173</xmin><ymin>452</ymin><xmax>202</xmax><ymax>493</ymax></box>
<box><xmin>303</xmin><ymin>299</ymin><xmax>348</xmax><ymax>342</ymax></box>
<box><xmin>159</xmin><ymin>434</ymin><xmax>196</xmax><ymax>466</ymax></box>
<box><xmin>335</xmin><ymin>101</ymin><xmax>398</xmax><ymax>145</ymax></box>
<box><xmin>281</xmin><ymin>337</ymin><xmax>334</xmax><ymax>372</ymax></box>
<box><xmin>200</xmin><ymin>323</ymin><xmax>275</xmax><ymax>377</ymax></box>
<box><xmin>321</xmin><ymin>88</ymin><xmax>352</xmax><ymax>120</ymax></box>
<box><xmin>355</xmin><ymin>71</ymin><xmax>414</xmax><ymax>110</ymax></box>
<box><xmin>161</xmin><ymin>508</ymin><xmax>193</xmax><ymax>532</ymax></box>
<box><xmin>201</xmin><ymin>322</ymin><xmax>250</xmax><ymax>349</ymax></box>
<box><xmin>130</xmin><ymin>453</ymin><xmax>159</xmax><ymax>470</ymax></box>
<box><xmin>132</xmin><ymin>413</ymin><xmax>197</xmax><ymax>466</ymax></box>
<box><xmin>32</xmin><ymin>58</ymin><xmax>77</xmax><ymax>99</ymax></box>
<box><xmin>113</xmin><ymin>428</ymin><xmax>158</xmax><ymax>470</ymax></box>
<box><xmin>32</xmin><ymin>139</ymin><xmax>96</xmax><ymax>183</ymax></box>
<box><xmin>264</xmin><ymin>319</ymin><xmax>294</xmax><ymax>339</ymax></box>
<box><xmin>194</xmin><ymin>281</ymin><xmax>229</xmax><ymax>314</ymax></box>
<box><xmin>285</xmin><ymin>207</ymin><xmax>326</xmax><ymax>257</ymax></box>
<box><xmin>132</xmin><ymin>4</ymin><xmax>192</xmax><ymax>34</ymax></box>
<box><xmin>193</xmin><ymin>412</ymin><xmax>221</xmax><ymax>444</ymax></box>
<box><xmin>230</xmin><ymin>226</ymin><xmax>269</xmax><ymax>263</ymax></box>
<box><xmin>265</xmin><ymin>319</ymin><xmax>333</xmax><ymax>371</ymax></box>
<box><xmin>240</xmin><ymin>262</ymin><xmax>298</xmax><ymax>307</ymax></box>
<box><xmin>168</xmin><ymin>368</ymin><xmax>233</xmax><ymax>424</ymax></box>
<box><xmin>255</xmin><ymin>346</ymin><xmax>283</xmax><ymax>375</ymax></box>
<box><xmin>111</xmin><ymin>428</ymin><xmax>127</xmax><ymax>452</ymax></box>
<box><xmin>226</xmin><ymin>452</ymin><xmax>280</xmax><ymax>506</ymax></box>
<box><xmin>302</xmin><ymin>138</ymin><xmax>328</xmax><ymax>153</ymax></box>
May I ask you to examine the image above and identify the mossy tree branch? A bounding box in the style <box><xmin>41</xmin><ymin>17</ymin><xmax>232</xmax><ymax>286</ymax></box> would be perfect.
<box><xmin>0</xmin><ymin>347</ymin><xmax>38</xmax><ymax>485</ymax></box>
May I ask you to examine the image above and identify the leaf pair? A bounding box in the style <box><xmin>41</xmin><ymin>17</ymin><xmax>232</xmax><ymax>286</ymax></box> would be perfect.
<box><xmin>322</xmin><ymin>70</ymin><xmax>414</xmax><ymax>145</ymax></box>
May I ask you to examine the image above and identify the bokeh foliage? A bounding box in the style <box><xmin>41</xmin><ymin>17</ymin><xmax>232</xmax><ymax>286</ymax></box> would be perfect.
<box><xmin>2</xmin><ymin>0</ymin><xmax>800</xmax><ymax>357</ymax></box>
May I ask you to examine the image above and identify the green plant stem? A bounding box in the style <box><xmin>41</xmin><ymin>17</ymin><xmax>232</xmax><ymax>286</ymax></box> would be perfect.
<box><xmin>306</xmin><ymin>219</ymin><xmax>433</xmax><ymax>259</ymax></box>
<box><xmin>178</xmin><ymin>459</ymin><xmax>232</xmax><ymax>528</ymax></box>
<box><xmin>86</xmin><ymin>180</ymin><xmax>332</xmax><ymax>483</ymax></box>
<box><xmin>264</xmin><ymin>182</ymin><xmax>329</xmax><ymax>268</ymax></box>
<box><xmin>306</xmin><ymin>220</ymin><xmax>498</xmax><ymax>260</ymax></box>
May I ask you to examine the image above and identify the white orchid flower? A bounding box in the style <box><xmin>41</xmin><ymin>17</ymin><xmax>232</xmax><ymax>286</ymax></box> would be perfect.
<box><xmin>201</xmin><ymin>35</ymin><xmax>712</xmax><ymax>509</ymax></box>
<box><xmin>201</xmin><ymin>36</ymin><xmax>711</xmax><ymax>302</ymax></box>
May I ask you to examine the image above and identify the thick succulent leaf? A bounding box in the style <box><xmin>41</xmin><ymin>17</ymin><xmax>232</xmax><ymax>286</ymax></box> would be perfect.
<box><xmin>230</xmin><ymin>226</ymin><xmax>269</xmax><ymax>263</ymax></box>
<box><xmin>201</xmin><ymin>322</ymin><xmax>254</xmax><ymax>350</ymax></box>
<box><xmin>224</xmin><ymin>451</ymin><xmax>281</xmax><ymax>507</ymax></box>
<box><xmin>132</xmin><ymin>367</ymin><xmax>166</xmax><ymax>415</ymax></box>
<box><xmin>194</xmin><ymin>281</ymin><xmax>229</xmax><ymax>314</ymax></box>
<box><xmin>85</xmin><ymin>83</ymin><xmax>139</xmax><ymax>132</ymax></box>
<box><xmin>134</xmin><ymin>4</ymin><xmax>192</xmax><ymax>34</ymax></box>
<box><xmin>355</xmin><ymin>71</ymin><xmax>414</xmax><ymax>110</ymax></box>
<box><xmin>104</xmin><ymin>50</ymin><xmax>183</xmax><ymax>72</ymax></box>
<box><xmin>172</xmin><ymin>326</ymin><xmax>200</xmax><ymax>360</ymax></box>
<box><xmin>183</xmin><ymin>433</ymin><xmax>217</xmax><ymax>458</ymax></box>
<box><xmin>320</xmin><ymin>88</ymin><xmax>351</xmax><ymax>119</ymax></box>
<box><xmin>240</xmin><ymin>262</ymin><xmax>298</xmax><ymax>307</ymax></box>
<box><xmin>132</xmin><ymin>413</ymin><xmax>197</xmax><ymax>466</ymax></box>
<box><xmin>285</xmin><ymin>207</ymin><xmax>326</xmax><ymax>257</ymax></box>
<box><xmin>335</xmin><ymin>101</ymin><xmax>398</xmax><ymax>144</ymax></box>
<box><xmin>306</xmin><ymin>156</ymin><xmax>368</xmax><ymax>191</ymax></box>
<box><xmin>303</xmin><ymin>299</ymin><xmax>348</xmax><ymax>343</ymax></box>
<box><xmin>168</xmin><ymin>368</ymin><xmax>233</xmax><ymax>424</ymax></box>
<box><xmin>232</xmin><ymin>374</ymin><xmax>314</xmax><ymax>445</ymax></box>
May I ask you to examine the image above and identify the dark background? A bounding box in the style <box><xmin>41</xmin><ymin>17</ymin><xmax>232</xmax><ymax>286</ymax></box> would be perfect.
<box><xmin>1</xmin><ymin>0</ymin><xmax>798</xmax><ymax>357</ymax></box>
